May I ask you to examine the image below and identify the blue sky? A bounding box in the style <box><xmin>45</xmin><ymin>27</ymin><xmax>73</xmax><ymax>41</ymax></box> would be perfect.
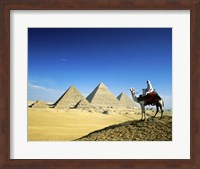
<box><xmin>28</xmin><ymin>28</ymin><xmax>172</xmax><ymax>109</ymax></box>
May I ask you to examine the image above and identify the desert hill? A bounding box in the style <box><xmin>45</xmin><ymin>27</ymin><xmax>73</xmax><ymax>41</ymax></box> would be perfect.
<box><xmin>77</xmin><ymin>116</ymin><xmax>172</xmax><ymax>141</ymax></box>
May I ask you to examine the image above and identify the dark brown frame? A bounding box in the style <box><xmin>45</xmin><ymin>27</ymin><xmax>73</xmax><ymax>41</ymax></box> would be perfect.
<box><xmin>0</xmin><ymin>0</ymin><xmax>200</xmax><ymax>169</ymax></box>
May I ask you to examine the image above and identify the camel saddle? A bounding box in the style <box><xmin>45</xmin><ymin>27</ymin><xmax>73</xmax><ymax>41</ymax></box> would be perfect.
<box><xmin>138</xmin><ymin>91</ymin><xmax>162</xmax><ymax>106</ymax></box>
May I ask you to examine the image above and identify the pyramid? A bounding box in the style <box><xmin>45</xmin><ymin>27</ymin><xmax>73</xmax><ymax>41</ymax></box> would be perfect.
<box><xmin>86</xmin><ymin>82</ymin><xmax>121</xmax><ymax>108</ymax></box>
<box><xmin>74</xmin><ymin>99</ymin><xmax>91</xmax><ymax>109</ymax></box>
<box><xmin>117</xmin><ymin>92</ymin><xmax>137</xmax><ymax>109</ymax></box>
<box><xmin>54</xmin><ymin>85</ymin><xmax>85</xmax><ymax>109</ymax></box>
<box><xmin>30</xmin><ymin>100</ymin><xmax>48</xmax><ymax>109</ymax></box>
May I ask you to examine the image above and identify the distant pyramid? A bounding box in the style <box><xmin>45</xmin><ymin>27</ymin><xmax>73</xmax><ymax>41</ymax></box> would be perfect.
<box><xmin>86</xmin><ymin>82</ymin><xmax>121</xmax><ymax>108</ymax></box>
<box><xmin>74</xmin><ymin>99</ymin><xmax>91</xmax><ymax>109</ymax></box>
<box><xmin>117</xmin><ymin>92</ymin><xmax>137</xmax><ymax>109</ymax></box>
<box><xmin>30</xmin><ymin>100</ymin><xmax>48</xmax><ymax>109</ymax></box>
<box><xmin>54</xmin><ymin>85</ymin><xmax>85</xmax><ymax>109</ymax></box>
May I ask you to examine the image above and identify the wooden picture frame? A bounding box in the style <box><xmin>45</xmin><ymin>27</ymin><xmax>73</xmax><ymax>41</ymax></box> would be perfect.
<box><xmin>0</xmin><ymin>0</ymin><xmax>199</xmax><ymax>169</ymax></box>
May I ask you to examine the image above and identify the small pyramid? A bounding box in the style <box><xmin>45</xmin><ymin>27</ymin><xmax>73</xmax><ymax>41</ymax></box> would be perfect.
<box><xmin>74</xmin><ymin>99</ymin><xmax>91</xmax><ymax>109</ymax></box>
<box><xmin>117</xmin><ymin>92</ymin><xmax>137</xmax><ymax>109</ymax></box>
<box><xmin>86</xmin><ymin>82</ymin><xmax>121</xmax><ymax>108</ymax></box>
<box><xmin>30</xmin><ymin>100</ymin><xmax>48</xmax><ymax>109</ymax></box>
<box><xmin>54</xmin><ymin>85</ymin><xmax>85</xmax><ymax>109</ymax></box>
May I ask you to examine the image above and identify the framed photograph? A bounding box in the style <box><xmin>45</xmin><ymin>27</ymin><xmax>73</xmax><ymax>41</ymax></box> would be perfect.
<box><xmin>0</xmin><ymin>0</ymin><xmax>200</xmax><ymax>169</ymax></box>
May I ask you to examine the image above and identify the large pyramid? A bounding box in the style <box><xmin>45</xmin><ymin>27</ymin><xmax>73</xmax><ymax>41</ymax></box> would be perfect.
<box><xmin>117</xmin><ymin>92</ymin><xmax>137</xmax><ymax>109</ymax></box>
<box><xmin>54</xmin><ymin>85</ymin><xmax>85</xmax><ymax>109</ymax></box>
<box><xmin>86</xmin><ymin>82</ymin><xmax>121</xmax><ymax>108</ymax></box>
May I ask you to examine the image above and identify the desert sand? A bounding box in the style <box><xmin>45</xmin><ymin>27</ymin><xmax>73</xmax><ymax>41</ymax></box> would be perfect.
<box><xmin>28</xmin><ymin>107</ymin><xmax>171</xmax><ymax>141</ymax></box>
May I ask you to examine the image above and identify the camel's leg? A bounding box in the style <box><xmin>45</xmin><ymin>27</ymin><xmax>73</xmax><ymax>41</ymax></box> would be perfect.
<box><xmin>153</xmin><ymin>105</ymin><xmax>159</xmax><ymax>118</ymax></box>
<box><xmin>141</xmin><ymin>106</ymin><xmax>146</xmax><ymax>121</ymax></box>
<box><xmin>140</xmin><ymin>110</ymin><xmax>144</xmax><ymax>121</ymax></box>
<box><xmin>140</xmin><ymin>112</ymin><xmax>143</xmax><ymax>121</ymax></box>
<box><xmin>159</xmin><ymin>105</ymin><xmax>164</xmax><ymax>119</ymax></box>
<box><xmin>143</xmin><ymin>107</ymin><xmax>146</xmax><ymax>120</ymax></box>
<box><xmin>140</xmin><ymin>104</ymin><xmax>145</xmax><ymax>121</ymax></box>
<box><xmin>139</xmin><ymin>104</ymin><xmax>142</xmax><ymax>120</ymax></box>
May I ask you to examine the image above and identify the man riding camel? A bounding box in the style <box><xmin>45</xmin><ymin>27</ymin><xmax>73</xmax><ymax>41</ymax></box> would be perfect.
<box><xmin>142</xmin><ymin>80</ymin><xmax>153</xmax><ymax>96</ymax></box>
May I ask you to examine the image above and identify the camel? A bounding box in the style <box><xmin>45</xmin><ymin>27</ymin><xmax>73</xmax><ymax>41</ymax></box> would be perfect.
<box><xmin>130</xmin><ymin>88</ymin><xmax>164</xmax><ymax>120</ymax></box>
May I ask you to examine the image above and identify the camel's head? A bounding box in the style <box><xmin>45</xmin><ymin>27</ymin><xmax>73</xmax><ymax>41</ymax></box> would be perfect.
<box><xmin>130</xmin><ymin>88</ymin><xmax>135</xmax><ymax>93</ymax></box>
